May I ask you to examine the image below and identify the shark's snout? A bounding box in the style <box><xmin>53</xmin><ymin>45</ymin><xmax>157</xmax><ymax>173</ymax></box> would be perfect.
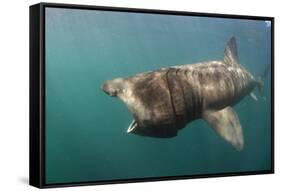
<box><xmin>102</xmin><ymin>78</ymin><xmax>126</xmax><ymax>97</ymax></box>
<box><xmin>101</xmin><ymin>82</ymin><xmax>118</xmax><ymax>97</ymax></box>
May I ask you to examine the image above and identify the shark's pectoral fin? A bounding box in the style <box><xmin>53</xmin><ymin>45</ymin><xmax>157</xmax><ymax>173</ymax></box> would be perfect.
<box><xmin>203</xmin><ymin>107</ymin><xmax>244</xmax><ymax>151</ymax></box>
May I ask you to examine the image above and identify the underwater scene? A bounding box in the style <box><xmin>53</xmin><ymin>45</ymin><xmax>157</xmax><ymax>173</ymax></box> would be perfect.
<box><xmin>45</xmin><ymin>7</ymin><xmax>272</xmax><ymax>184</ymax></box>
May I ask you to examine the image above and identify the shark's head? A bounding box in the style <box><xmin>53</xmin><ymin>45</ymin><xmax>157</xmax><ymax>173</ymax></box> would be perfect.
<box><xmin>101</xmin><ymin>71</ymin><xmax>178</xmax><ymax>138</ymax></box>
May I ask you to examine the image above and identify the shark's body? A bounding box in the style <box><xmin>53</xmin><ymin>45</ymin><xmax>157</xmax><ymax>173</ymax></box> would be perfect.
<box><xmin>102</xmin><ymin>37</ymin><xmax>261</xmax><ymax>151</ymax></box>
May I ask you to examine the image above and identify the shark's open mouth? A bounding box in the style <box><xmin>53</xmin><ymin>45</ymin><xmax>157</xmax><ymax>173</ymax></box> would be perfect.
<box><xmin>127</xmin><ymin>119</ymin><xmax>138</xmax><ymax>133</ymax></box>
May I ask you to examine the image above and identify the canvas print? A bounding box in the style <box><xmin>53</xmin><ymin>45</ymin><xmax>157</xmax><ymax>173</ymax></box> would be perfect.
<box><xmin>41</xmin><ymin>5</ymin><xmax>273</xmax><ymax>186</ymax></box>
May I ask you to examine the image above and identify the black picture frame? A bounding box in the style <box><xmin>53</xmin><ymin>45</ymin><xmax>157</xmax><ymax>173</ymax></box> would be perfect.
<box><xmin>29</xmin><ymin>2</ymin><xmax>275</xmax><ymax>188</ymax></box>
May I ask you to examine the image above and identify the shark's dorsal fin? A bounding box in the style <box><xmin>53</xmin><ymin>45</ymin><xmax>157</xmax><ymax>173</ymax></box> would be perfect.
<box><xmin>203</xmin><ymin>107</ymin><xmax>244</xmax><ymax>151</ymax></box>
<box><xmin>224</xmin><ymin>37</ymin><xmax>240</xmax><ymax>66</ymax></box>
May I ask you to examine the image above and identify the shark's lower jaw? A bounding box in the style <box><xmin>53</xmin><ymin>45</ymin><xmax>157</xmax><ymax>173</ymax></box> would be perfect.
<box><xmin>127</xmin><ymin>119</ymin><xmax>138</xmax><ymax>133</ymax></box>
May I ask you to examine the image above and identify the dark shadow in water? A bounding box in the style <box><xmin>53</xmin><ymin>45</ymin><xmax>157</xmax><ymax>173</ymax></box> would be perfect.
<box><xmin>18</xmin><ymin>176</ymin><xmax>29</xmax><ymax>185</ymax></box>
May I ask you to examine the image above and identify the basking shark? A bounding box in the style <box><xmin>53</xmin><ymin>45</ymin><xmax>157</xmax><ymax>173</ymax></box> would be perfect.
<box><xmin>102</xmin><ymin>37</ymin><xmax>262</xmax><ymax>151</ymax></box>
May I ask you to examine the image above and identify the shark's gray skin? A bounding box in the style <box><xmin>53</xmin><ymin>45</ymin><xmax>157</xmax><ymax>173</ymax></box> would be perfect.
<box><xmin>102</xmin><ymin>37</ymin><xmax>262</xmax><ymax>151</ymax></box>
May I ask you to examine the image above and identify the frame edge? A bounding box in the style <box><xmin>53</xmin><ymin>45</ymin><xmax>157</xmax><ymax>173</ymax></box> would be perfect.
<box><xmin>29</xmin><ymin>3</ymin><xmax>44</xmax><ymax>188</ymax></box>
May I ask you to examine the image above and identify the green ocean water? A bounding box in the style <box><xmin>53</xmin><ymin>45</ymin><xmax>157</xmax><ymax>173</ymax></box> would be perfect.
<box><xmin>45</xmin><ymin>8</ymin><xmax>272</xmax><ymax>184</ymax></box>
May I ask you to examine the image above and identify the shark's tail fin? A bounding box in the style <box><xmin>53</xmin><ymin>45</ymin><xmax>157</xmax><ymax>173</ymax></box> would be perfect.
<box><xmin>255</xmin><ymin>61</ymin><xmax>270</xmax><ymax>95</ymax></box>
<box><xmin>250</xmin><ymin>62</ymin><xmax>270</xmax><ymax>102</ymax></box>
<box><xmin>248</xmin><ymin>62</ymin><xmax>270</xmax><ymax>102</ymax></box>
<box><xmin>249</xmin><ymin>76</ymin><xmax>265</xmax><ymax>102</ymax></box>
<box><xmin>256</xmin><ymin>76</ymin><xmax>264</xmax><ymax>93</ymax></box>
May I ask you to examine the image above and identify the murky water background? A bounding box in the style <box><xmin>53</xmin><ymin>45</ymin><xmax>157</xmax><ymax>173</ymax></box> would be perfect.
<box><xmin>45</xmin><ymin>8</ymin><xmax>272</xmax><ymax>184</ymax></box>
